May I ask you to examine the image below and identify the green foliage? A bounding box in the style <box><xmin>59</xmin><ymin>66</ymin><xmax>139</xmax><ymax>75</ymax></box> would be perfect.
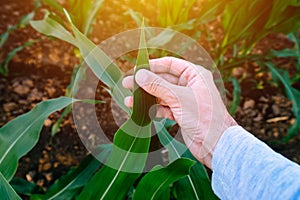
<box><xmin>31</xmin><ymin>9</ymin><xmax>131</xmax><ymax>112</ymax></box>
<box><xmin>228</xmin><ymin>77</ymin><xmax>241</xmax><ymax>115</ymax></box>
<box><xmin>10</xmin><ymin>177</ymin><xmax>41</xmax><ymax>197</ymax></box>
<box><xmin>0</xmin><ymin>12</ymin><xmax>35</xmax><ymax>49</ymax></box>
<box><xmin>265</xmin><ymin>63</ymin><xmax>300</xmax><ymax>141</ymax></box>
<box><xmin>30</xmin><ymin>153</ymin><xmax>105</xmax><ymax>200</ymax></box>
<box><xmin>133</xmin><ymin>158</ymin><xmax>195</xmax><ymax>200</ymax></box>
<box><xmin>221</xmin><ymin>0</ymin><xmax>300</xmax><ymax>53</ymax></box>
<box><xmin>77</xmin><ymin>22</ymin><xmax>156</xmax><ymax>200</ymax></box>
<box><xmin>0</xmin><ymin>40</ymin><xmax>36</xmax><ymax>76</ymax></box>
<box><xmin>0</xmin><ymin>173</ymin><xmax>22</xmax><ymax>200</ymax></box>
<box><xmin>157</xmin><ymin>0</ymin><xmax>196</xmax><ymax>27</ymax></box>
<box><xmin>0</xmin><ymin>11</ymin><xmax>36</xmax><ymax>76</ymax></box>
<box><xmin>155</xmin><ymin>121</ymin><xmax>218</xmax><ymax>200</ymax></box>
<box><xmin>41</xmin><ymin>0</ymin><xmax>104</xmax><ymax>35</ymax></box>
<box><xmin>0</xmin><ymin>97</ymin><xmax>77</xmax><ymax>181</ymax></box>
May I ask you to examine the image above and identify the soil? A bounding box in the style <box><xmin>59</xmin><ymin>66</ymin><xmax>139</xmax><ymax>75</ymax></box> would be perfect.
<box><xmin>0</xmin><ymin>0</ymin><xmax>299</xmax><ymax>195</ymax></box>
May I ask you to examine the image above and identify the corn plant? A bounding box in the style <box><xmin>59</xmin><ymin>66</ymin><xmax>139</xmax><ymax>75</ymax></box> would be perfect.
<box><xmin>125</xmin><ymin>0</ymin><xmax>225</xmax><ymax>58</ymax></box>
<box><xmin>0</xmin><ymin>1</ymin><xmax>40</xmax><ymax>76</ymax></box>
<box><xmin>36</xmin><ymin>0</ymin><xmax>104</xmax><ymax>136</ymax></box>
<box><xmin>0</xmin><ymin>7</ymin><xmax>217</xmax><ymax>199</ymax></box>
<box><xmin>253</xmin><ymin>32</ymin><xmax>300</xmax><ymax>141</ymax></box>
<box><xmin>218</xmin><ymin>0</ymin><xmax>300</xmax><ymax>72</ymax></box>
<box><xmin>220</xmin><ymin>0</ymin><xmax>300</xmax><ymax>140</ymax></box>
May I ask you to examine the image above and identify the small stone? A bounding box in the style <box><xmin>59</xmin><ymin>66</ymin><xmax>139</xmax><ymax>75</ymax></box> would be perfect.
<box><xmin>3</xmin><ymin>102</ymin><xmax>17</xmax><ymax>112</ymax></box>
<box><xmin>54</xmin><ymin>162</ymin><xmax>59</xmax><ymax>168</ymax></box>
<box><xmin>44</xmin><ymin>118</ymin><xmax>52</xmax><ymax>127</ymax></box>
<box><xmin>44</xmin><ymin>173</ymin><xmax>52</xmax><ymax>182</ymax></box>
<box><xmin>43</xmin><ymin>163</ymin><xmax>51</xmax><ymax>171</ymax></box>
<box><xmin>243</xmin><ymin>99</ymin><xmax>255</xmax><ymax>109</ymax></box>
<box><xmin>22</xmin><ymin>79</ymin><xmax>34</xmax><ymax>88</ymax></box>
<box><xmin>45</xmin><ymin>87</ymin><xmax>56</xmax><ymax>97</ymax></box>
<box><xmin>27</xmin><ymin>88</ymin><xmax>43</xmax><ymax>102</ymax></box>
<box><xmin>271</xmin><ymin>104</ymin><xmax>280</xmax><ymax>115</ymax></box>
<box><xmin>18</xmin><ymin>100</ymin><xmax>28</xmax><ymax>105</ymax></box>
<box><xmin>13</xmin><ymin>84</ymin><xmax>30</xmax><ymax>95</ymax></box>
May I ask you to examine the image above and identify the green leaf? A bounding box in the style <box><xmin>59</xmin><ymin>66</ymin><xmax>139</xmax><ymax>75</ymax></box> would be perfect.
<box><xmin>30</xmin><ymin>12</ymin><xmax>78</xmax><ymax>45</ymax></box>
<box><xmin>31</xmin><ymin>10</ymin><xmax>132</xmax><ymax>113</ymax></box>
<box><xmin>42</xmin><ymin>0</ymin><xmax>64</xmax><ymax>14</ymax></box>
<box><xmin>155</xmin><ymin>121</ymin><xmax>218</xmax><ymax>200</ymax></box>
<box><xmin>63</xmin><ymin>9</ymin><xmax>131</xmax><ymax>113</ymax></box>
<box><xmin>229</xmin><ymin>77</ymin><xmax>241</xmax><ymax>115</ymax></box>
<box><xmin>222</xmin><ymin>0</ymin><xmax>272</xmax><ymax>49</ymax></box>
<box><xmin>265</xmin><ymin>0</ymin><xmax>299</xmax><ymax>29</ymax></box>
<box><xmin>0</xmin><ymin>173</ymin><xmax>22</xmax><ymax>200</ymax></box>
<box><xmin>0</xmin><ymin>11</ymin><xmax>34</xmax><ymax>50</ymax></box>
<box><xmin>133</xmin><ymin>158</ymin><xmax>195</xmax><ymax>200</ymax></box>
<box><xmin>0</xmin><ymin>40</ymin><xmax>35</xmax><ymax>76</ymax></box>
<box><xmin>0</xmin><ymin>97</ymin><xmax>77</xmax><ymax>181</ymax></box>
<box><xmin>173</xmin><ymin>150</ymin><xmax>218</xmax><ymax>200</ymax></box>
<box><xmin>78</xmin><ymin>21</ymin><xmax>156</xmax><ymax>200</ymax></box>
<box><xmin>266</xmin><ymin>63</ymin><xmax>300</xmax><ymax>141</ymax></box>
<box><xmin>10</xmin><ymin>177</ymin><xmax>40</xmax><ymax>196</ymax></box>
<box><xmin>82</xmin><ymin>0</ymin><xmax>104</xmax><ymax>35</ymax></box>
<box><xmin>270</xmin><ymin>49</ymin><xmax>300</xmax><ymax>59</ymax></box>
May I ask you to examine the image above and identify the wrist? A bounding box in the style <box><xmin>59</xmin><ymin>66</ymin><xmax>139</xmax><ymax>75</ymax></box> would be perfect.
<box><xmin>199</xmin><ymin>114</ymin><xmax>238</xmax><ymax>169</ymax></box>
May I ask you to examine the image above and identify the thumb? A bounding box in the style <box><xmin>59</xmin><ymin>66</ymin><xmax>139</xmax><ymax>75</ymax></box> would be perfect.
<box><xmin>135</xmin><ymin>69</ymin><xmax>176</xmax><ymax>102</ymax></box>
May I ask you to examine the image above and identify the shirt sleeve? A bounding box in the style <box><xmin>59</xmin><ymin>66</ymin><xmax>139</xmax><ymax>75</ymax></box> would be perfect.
<box><xmin>211</xmin><ymin>125</ymin><xmax>300</xmax><ymax>200</ymax></box>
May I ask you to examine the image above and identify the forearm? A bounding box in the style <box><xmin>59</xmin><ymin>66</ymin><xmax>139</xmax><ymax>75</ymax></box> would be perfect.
<box><xmin>212</xmin><ymin>126</ymin><xmax>300</xmax><ymax>199</ymax></box>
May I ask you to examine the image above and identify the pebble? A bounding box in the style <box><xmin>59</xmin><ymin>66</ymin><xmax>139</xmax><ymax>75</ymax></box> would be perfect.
<box><xmin>13</xmin><ymin>84</ymin><xmax>30</xmax><ymax>95</ymax></box>
<box><xmin>271</xmin><ymin>104</ymin><xmax>281</xmax><ymax>115</ymax></box>
<box><xmin>43</xmin><ymin>163</ymin><xmax>51</xmax><ymax>171</ymax></box>
<box><xmin>22</xmin><ymin>79</ymin><xmax>34</xmax><ymax>88</ymax></box>
<box><xmin>243</xmin><ymin>99</ymin><xmax>255</xmax><ymax>109</ymax></box>
<box><xmin>44</xmin><ymin>118</ymin><xmax>52</xmax><ymax>126</ymax></box>
<box><xmin>3</xmin><ymin>102</ymin><xmax>17</xmax><ymax>112</ymax></box>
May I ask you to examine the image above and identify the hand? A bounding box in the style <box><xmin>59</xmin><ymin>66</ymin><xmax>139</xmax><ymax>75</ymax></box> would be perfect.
<box><xmin>122</xmin><ymin>57</ymin><xmax>237</xmax><ymax>169</ymax></box>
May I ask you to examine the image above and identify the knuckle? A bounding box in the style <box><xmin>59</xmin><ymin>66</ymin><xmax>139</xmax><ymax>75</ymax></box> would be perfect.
<box><xmin>149</xmin><ymin>77</ymin><xmax>162</xmax><ymax>93</ymax></box>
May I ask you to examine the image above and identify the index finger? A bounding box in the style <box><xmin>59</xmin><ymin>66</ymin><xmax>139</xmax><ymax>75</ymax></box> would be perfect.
<box><xmin>149</xmin><ymin>57</ymin><xmax>194</xmax><ymax>77</ymax></box>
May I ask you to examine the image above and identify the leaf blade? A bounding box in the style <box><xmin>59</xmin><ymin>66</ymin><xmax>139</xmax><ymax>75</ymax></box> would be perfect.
<box><xmin>0</xmin><ymin>173</ymin><xmax>21</xmax><ymax>200</ymax></box>
<box><xmin>133</xmin><ymin>158</ymin><xmax>195</xmax><ymax>200</ymax></box>
<box><xmin>78</xmin><ymin>21</ymin><xmax>156</xmax><ymax>200</ymax></box>
<box><xmin>0</xmin><ymin>97</ymin><xmax>77</xmax><ymax>181</ymax></box>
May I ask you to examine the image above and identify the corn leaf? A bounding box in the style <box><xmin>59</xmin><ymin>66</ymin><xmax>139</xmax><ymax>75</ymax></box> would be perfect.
<box><xmin>0</xmin><ymin>173</ymin><xmax>21</xmax><ymax>200</ymax></box>
<box><xmin>63</xmin><ymin>9</ymin><xmax>131</xmax><ymax>113</ymax></box>
<box><xmin>10</xmin><ymin>178</ymin><xmax>39</xmax><ymax>196</ymax></box>
<box><xmin>0</xmin><ymin>11</ymin><xmax>34</xmax><ymax>49</ymax></box>
<box><xmin>173</xmin><ymin>150</ymin><xmax>218</xmax><ymax>200</ymax></box>
<box><xmin>265</xmin><ymin>0</ymin><xmax>299</xmax><ymax>28</ymax></box>
<box><xmin>42</xmin><ymin>0</ymin><xmax>64</xmax><ymax>14</ymax></box>
<box><xmin>78</xmin><ymin>22</ymin><xmax>156</xmax><ymax>200</ymax></box>
<box><xmin>81</xmin><ymin>0</ymin><xmax>104</xmax><ymax>35</ymax></box>
<box><xmin>30</xmin><ymin>12</ymin><xmax>78</xmax><ymax>45</ymax></box>
<box><xmin>31</xmin><ymin>11</ymin><xmax>131</xmax><ymax>113</ymax></box>
<box><xmin>0</xmin><ymin>97</ymin><xmax>77</xmax><ymax>181</ymax></box>
<box><xmin>222</xmin><ymin>0</ymin><xmax>272</xmax><ymax>48</ymax></box>
<box><xmin>133</xmin><ymin>158</ymin><xmax>195</xmax><ymax>200</ymax></box>
<box><xmin>266</xmin><ymin>63</ymin><xmax>300</xmax><ymax>141</ymax></box>
<box><xmin>229</xmin><ymin>77</ymin><xmax>241</xmax><ymax>115</ymax></box>
<box><xmin>154</xmin><ymin>121</ymin><xmax>218</xmax><ymax>200</ymax></box>
<box><xmin>0</xmin><ymin>40</ymin><xmax>35</xmax><ymax>76</ymax></box>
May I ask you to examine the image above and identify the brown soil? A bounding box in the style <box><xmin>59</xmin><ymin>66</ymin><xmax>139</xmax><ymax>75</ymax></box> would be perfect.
<box><xmin>0</xmin><ymin>0</ymin><xmax>299</xmax><ymax>195</ymax></box>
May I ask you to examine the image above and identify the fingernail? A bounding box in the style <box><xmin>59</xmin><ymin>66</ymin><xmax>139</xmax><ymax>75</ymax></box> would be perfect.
<box><xmin>124</xmin><ymin>96</ymin><xmax>132</xmax><ymax>107</ymax></box>
<box><xmin>135</xmin><ymin>69</ymin><xmax>148</xmax><ymax>85</ymax></box>
<box><xmin>122</xmin><ymin>77</ymin><xmax>129</xmax><ymax>87</ymax></box>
